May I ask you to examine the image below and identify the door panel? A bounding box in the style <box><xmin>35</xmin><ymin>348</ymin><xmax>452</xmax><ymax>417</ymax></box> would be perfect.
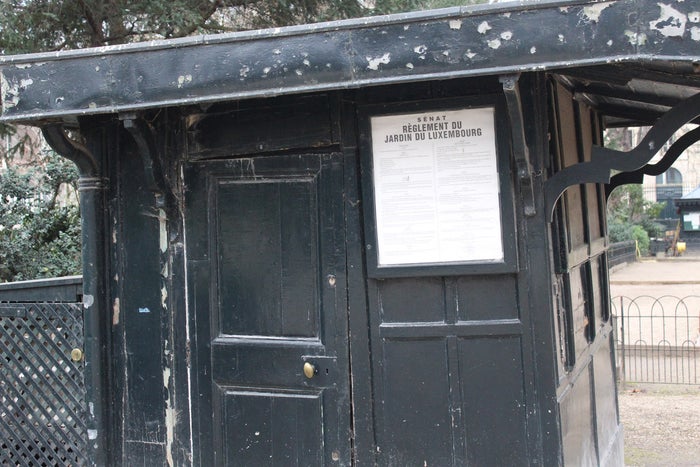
<box><xmin>369</xmin><ymin>277</ymin><xmax>529</xmax><ymax>466</ymax></box>
<box><xmin>215</xmin><ymin>178</ymin><xmax>320</xmax><ymax>338</ymax></box>
<box><xmin>219</xmin><ymin>388</ymin><xmax>324</xmax><ymax>466</ymax></box>
<box><xmin>185</xmin><ymin>153</ymin><xmax>350</xmax><ymax>466</ymax></box>
<box><xmin>381</xmin><ymin>338</ymin><xmax>454</xmax><ymax>465</ymax></box>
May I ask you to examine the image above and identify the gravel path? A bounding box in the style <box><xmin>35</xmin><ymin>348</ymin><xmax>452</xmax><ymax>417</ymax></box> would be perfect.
<box><xmin>619</xmin><ymin>384</ymin><xmax>700</xmax><ymax>466</ymax></box>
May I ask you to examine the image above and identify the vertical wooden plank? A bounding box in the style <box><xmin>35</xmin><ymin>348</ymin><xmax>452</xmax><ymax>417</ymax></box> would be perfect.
<box><xmin>338</xmin><ymin>94</ymin><xmax>378</xmax><ymax>465</ymax></box>
<box><xmin>116</xmin><ymin>132</ymin><xmax>166</xmax><ymax>453</ymax></box>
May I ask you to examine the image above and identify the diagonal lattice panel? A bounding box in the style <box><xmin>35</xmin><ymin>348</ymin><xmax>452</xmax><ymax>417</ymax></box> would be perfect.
<box><xmin>0</xmin><ymin>303</ymin><xmax>87</xmax><ymax>466</ymax></box>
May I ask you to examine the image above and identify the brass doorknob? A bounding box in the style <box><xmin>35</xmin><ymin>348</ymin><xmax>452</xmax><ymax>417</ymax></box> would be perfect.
<box><xmin>70</xmin><ymin>348</ymin><xmax>83</xmax><ymax>362</ymax></box>
<box><xmin>303</xmin><ymin>362</ymin><xmax>317</xmax><ymax>379</ymax></box>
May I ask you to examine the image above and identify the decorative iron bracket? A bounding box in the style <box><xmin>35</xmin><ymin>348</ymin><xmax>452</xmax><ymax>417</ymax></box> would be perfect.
<box><xmin>500</xmin><ymin>74</ymin><xmax>536</xmax><ymax>217</ymax></box>
<box><xmin>607</xmin><ymin>125</ymin><xmax>700</xmax><ymax>198</ymax></box>
<box><xmin>41</xmin><ymin>124</ymin><xmax>99</xmax><ymax>179</ymax></box>
<box><xmin>545</xmin><ymin>92</ymin><xmax>700</xmax><ymax>222</ymax></box>
<box><xmin>121</xmin><ymin>113</ymin><xmax>172</xmax><ymax>209</ymax></box>
<box><xmin>121</xmin><ymin>114</ymin><xmax>159</xmax><ymax>193</ymax></box>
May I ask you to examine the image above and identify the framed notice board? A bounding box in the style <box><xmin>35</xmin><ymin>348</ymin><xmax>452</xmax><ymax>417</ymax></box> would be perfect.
<box><xmin>360</xmin><ymin>97</ymin><xmax>517</xmax><ymax>278</ymax></box>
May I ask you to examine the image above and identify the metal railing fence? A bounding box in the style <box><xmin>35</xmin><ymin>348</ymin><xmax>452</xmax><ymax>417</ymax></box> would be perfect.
<box><xmin>611</xmin><ymin>295</ymin><xmax>700</xmax><ymax>385</ymax></box>
<box><xmin>607</xmin><ymin>240</ymin><xmax>637</xmax><ymax>268</ymax></box>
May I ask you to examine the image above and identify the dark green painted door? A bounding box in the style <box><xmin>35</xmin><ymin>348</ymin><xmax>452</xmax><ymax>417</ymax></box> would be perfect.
<box><xmin>185</xmin><ymin>153</ymin><xmax>350</xmax><ymax>466</ymax></box>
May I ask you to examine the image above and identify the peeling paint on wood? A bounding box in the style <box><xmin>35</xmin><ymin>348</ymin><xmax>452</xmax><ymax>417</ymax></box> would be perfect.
<box><xmin>581</xmin><ymin>2</ymin><xmax>612</xmax><ymax>23</ymax></box>
<box><xmin>367</xmin><ymin>52</ymin><xmax>391</xmax><ymax>70</ymax></box>
<box><xmin>112</xmin><ymin>298</ymin><xmax>120</xmax><ymax>325</ymax></box>
<box><xmin>650</xmin><ymin>3</ymin><xmax>687</xmax><ymax>37</ymax></box>
<box><xmin>448</xmin><ymin>19</ymin><xmax>462</xmax><ymax>30</ymax></box>
<box><xmin>159</xmin><ymin>209</ymin><xmax>167</xmax><ymax>253</ymax></box>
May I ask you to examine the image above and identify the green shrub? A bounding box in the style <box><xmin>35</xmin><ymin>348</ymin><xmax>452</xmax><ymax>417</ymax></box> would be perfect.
<box><xmin>0</xmin><ymin>153</ymin><xmax>81</xmax><ymax>282</ymax></box>
<box><xmin>630</xmin><ymin>225</ymin><xmax>650</xmax><ymax>255</ymax></box>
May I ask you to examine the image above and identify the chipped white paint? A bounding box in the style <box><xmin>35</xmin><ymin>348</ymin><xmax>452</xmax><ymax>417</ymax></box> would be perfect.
<box><xmin>20</xmin><ymin>78</ymin><xmax>34</xmax><ymax>88</ymax></box>
<box><xmin>607</xmin><ymin>39</ymin><xmax>614</xmax><ymax>46</ymax></box>
<box><xmin>95</xmin><ymin>66</ymin><xmax>100</xmax><ymax>72</ymax></box>
<box><xmin>161</xmin><ymin>286</ymin><xmax>168</xmax><ymax>309</ymax></box>
<box><xmin>650</xmin><ymin>3</ymin><xmax>686</xmax><ymax>37</ymax></box>
<box><xmin>112</xmin><ymin>298</ymin><xmax>120</xmax><ymax>326</ymax></box>
<box><xmin>89</xmin><ymin>402</ymin><xmax>95</xmax><ymax>417</ymax></box>
<box><xmin>414</xmin><ymin>45</ymin><xmax>428</xmax><ymax>54</ymax></box>
<box><xmin>465</xmin><ymin>49</ymin><xmax>477</xmax><ymax>60</ymax></box>
<box><xmin>487</xmin><ymin>38</ymin><xmax>502</xmax><ymax>49</ymax></box>
<box><xmin>83</xmin><ymin>294</ymin><xmax>95</xmax><ymax>309</ymax></box>
<box><xmin>263</xmin><ymin>67</ymin><xmax>271</xmax><ymax>75</ymax></box>
<box><xmin>581</xmin><ymin>2</ymin><xmax>612</xmax><ymax>23</ymax></box>
<box><xmin>1</xmin><ymin>74</ymin><xmax>18</xmax><ymax>110</ymax></box>
<box><xmin>88</xmin><ymin>102</ymin><xmax>97</xmax><ymax>109</ymax></box>
<box><xmin>442</xmin><ymin>50</ymin><xmax>450</xmax><ymax>56</ymax></box>
<box><xmin>295</xmin><ymin>69</ymin><xmax>303</xmax><ymax>76</ymax></box>
<box><xmin>163</xmin><ymin>364</ymin><xmax>175</xmax><ymax>466</ymax></box>
<box><xmin>165</xmin><ymin>406</ymin><xmax>177</xmax><ymax>467</ymax></box>
<box><xmin>502</xmin><ymin>12</ymin><xmax>511</xmax><ymax>18</ymax></box>
<box><xmin>159</xmin><ymin>208</ymin><xmax>167</xmax><ymax>253</ymax></box>
<box><xmin>406</xmin><ymin>63</ymin><xmax>414</xmax><ymax>69</ymax></box>
<box><xmin>303</xmin><ymin>59</ymin><xmax>311</xmax><ymax>67</ymax></box>
<box><xmin>689</xmin><ymin>11</ymin><xmax>700</xmax><ymax>23</ymax></box>
<box><xmin>692</xmin><ymin>26</ymin><xmax>700</xmax><ymax>41</ymax></box>
<box><xmin>500</xmin><ymin>31</ymin><xmax>513</xmax><ymax>41</ymax></box>
<box><xmin>366</xmin><ymin>52</ymin><xmax>391</xmax><ymax>70</ymax></box>
<box><xmin>558</xmin><ymin>34</ymin><xmax>565</xmax><ymax>43</ymax></box>
<box><xmin>273</xmin><ymin>49</ymin><xmax>281</xmax><ymax>55</ymax></box>
<box><xmin>88</xmin><ymin>429</ymin><xmax>98</xmax><ymax>440</ymax></box>
<box><xmin>477</xmin><ymin>21</ymin><xmax>492</xmax><ymax>34</ymax></box>
<box><xmin>624</xmin><ymin>30</ymin><xmax>648</xmax><ymax>45</ymax></box>
<box><xmin>449</xmin><ymin>19</ymin><xmax>462</xmax><ymax>30</ymax></box>
<box><xmin>239</xmin><ymin>65</ymin><xmax>250</xmax><ymax>78</ymax></box>
<box><xmin>530</xmin><ymin>46</ymin><xmax>537</xmax><ymax>54</ymax></box>
<box><xmin>176</xmin><ymin>74</ymin><xmax>192</xmax><ymax>88</ymax></box>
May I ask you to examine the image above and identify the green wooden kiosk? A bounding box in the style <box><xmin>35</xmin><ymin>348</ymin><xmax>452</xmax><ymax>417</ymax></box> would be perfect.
<box><xmin>2</xmin><ymin>0</ymin><xmax>700</xmax><ymax>464</ymax></box>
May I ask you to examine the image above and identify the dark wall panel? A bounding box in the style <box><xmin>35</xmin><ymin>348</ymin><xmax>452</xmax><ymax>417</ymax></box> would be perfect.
<box><xmin>380</xmin><ymin>338</ymin><xmax>454</xmax><ymax>466</ymax></box>
<box><xmin>188</xmin><ymin>95</ymin><xmax>335</xmax><ymax>158</ymax></box>
<box><xmin>458</xmin><ymin>337</ymin><xmax>528</xmax><ymax>466</ymax></box>
<box><xmin>378</xmin><ymin>277</ymin><xmax>445</xmax><ymax>323</ymax></box>
<box><xmin>456</xmin><ymin>275</ymin><xmax>518</xmax><ymax>321</ymax></box>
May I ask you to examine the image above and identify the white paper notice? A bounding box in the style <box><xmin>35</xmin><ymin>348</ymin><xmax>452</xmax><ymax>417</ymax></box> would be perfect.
<box><xmin>371</xmin><ymin>107</ymin><xmax>503</xmax><ymax>266</ymax></box>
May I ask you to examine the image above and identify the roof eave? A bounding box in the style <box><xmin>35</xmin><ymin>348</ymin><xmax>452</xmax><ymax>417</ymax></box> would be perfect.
<box><xmin>2</xmin><ymin>0</ymin><xmax>700</xmax><ymax>123</ymax></box>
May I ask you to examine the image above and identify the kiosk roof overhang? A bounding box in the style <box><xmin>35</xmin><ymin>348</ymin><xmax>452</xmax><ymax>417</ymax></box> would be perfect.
<box><xmin>1</xmin><ymin>0</ymin><xmax>699</xmax><ymax>126</ymax></box>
